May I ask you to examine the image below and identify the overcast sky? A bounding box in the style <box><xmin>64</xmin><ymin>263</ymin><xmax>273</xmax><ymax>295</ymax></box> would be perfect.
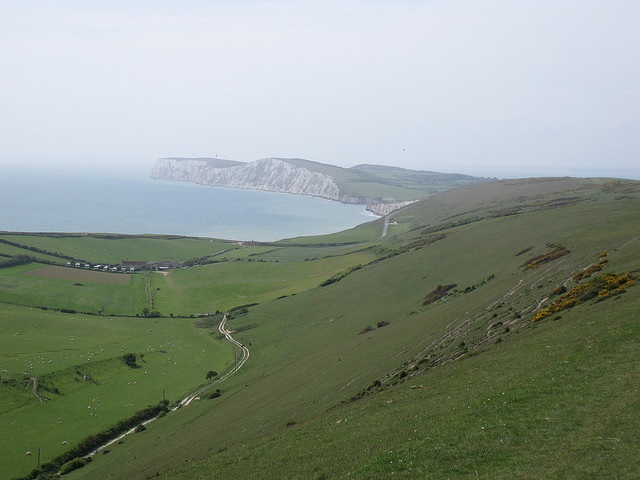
<box><xmin>1</xmin><ymin>0</ymin><xmax>638</xmax><ymax>179</ymax></box>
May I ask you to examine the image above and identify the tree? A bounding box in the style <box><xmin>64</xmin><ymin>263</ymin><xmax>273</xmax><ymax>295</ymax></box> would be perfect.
<box><xmin>122</xmin><ymin>353</ymin><xmax>138</xmax><ymax>368</ymax></box>
<box><xmin>206</xmin><ymin>370</ymin><xmax>218</xmax><ymax>380</ymax></box>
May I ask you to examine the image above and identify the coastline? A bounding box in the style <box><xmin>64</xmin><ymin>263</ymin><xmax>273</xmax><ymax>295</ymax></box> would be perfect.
<box><xmin>0</xmin><ymin>168</ymin><xmax>371</xmax><ymax>242</ymax></box>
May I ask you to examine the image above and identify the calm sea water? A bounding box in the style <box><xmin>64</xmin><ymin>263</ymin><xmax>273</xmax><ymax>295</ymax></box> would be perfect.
<box><xmin>0</xmin><ymin>165</ymin><xmax>375</xmax><ymax>241</ymax></box>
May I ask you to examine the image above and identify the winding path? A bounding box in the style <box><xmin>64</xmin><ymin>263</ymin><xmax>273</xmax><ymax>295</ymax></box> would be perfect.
<box><xmin>180</xmin><ymin>314</ymin><xmax>250</xmax><ymax>407</ymax></box>
<box><xmin>217</xmin><ymin>314</ymin><xmax>250</xmax><ymax>379</ymax></box>
<box><xmin>30</xmin><ymin>376</ymin><xmax>43</xmax><ymax>404</ymax></box>
<box><xmin>88</xmin><ymin>314</ymin><xmax>249</xmax><ymax>456</ymax></box>
<box><xmin>379</xmin><ymin>202</ymin><xmax>417</xmax><ymax>238</ymax></box>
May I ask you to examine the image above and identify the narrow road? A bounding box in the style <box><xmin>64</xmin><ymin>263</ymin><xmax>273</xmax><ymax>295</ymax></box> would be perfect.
<box><xmin>380</xmin><ymin>214</ymin><xmax>392</xmax><ymax>238</ymax></box>
<box><xmin>217</xmin><ymin>314</ymin><xmax>250</xmax><ymax>379</ymax></box>
<box><xmin>179</xmin><ymin>314</ymin><xmax>249</xmax><ymax>407</ymax></box>
<box><xmin>379</xmin><ymin>202</ymin><xmax>416</xmax><ymax>238</ymax></box>
<box><xmin>88</xmin><ymin>314</ymin><xmax>249</xmax><ymax>456</ymax></box>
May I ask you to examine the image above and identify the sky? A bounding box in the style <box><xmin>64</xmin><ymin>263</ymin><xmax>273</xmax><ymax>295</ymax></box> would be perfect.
<box><xmin>1</xmin><ymin>0</ymin><xmax>638</xmax><ymax>179</ymax></box>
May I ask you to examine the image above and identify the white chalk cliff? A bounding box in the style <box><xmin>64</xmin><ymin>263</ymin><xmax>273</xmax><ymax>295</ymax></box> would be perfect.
<box><xmin>151</xmin><ymin>157</ymin><xmax>343</xmax><ymax>201</ymax></box>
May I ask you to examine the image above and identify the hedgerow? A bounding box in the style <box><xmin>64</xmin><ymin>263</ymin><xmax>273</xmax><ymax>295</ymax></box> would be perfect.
<box><xmin>16</xmin><ymin>400</ymin><xmax>170</xmax><ymax>479</ymax></box>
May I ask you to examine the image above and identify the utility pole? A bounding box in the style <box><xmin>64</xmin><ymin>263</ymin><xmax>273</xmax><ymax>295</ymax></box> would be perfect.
<box><xmin>37</xmin><ymin>448</ymin><xmax>40</xmax><ymax>468</ymax></box>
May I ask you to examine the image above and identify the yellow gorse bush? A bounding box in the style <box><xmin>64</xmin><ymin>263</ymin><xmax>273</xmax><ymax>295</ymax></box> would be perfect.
<box><xmin>572</xmin><ymin>258</ymin><xmax>608</xmax><ymax>281</ymax></box>
<box><xmin>533</xmin><ymin>271</ymin><xmax>637</xmax><ymax>322</ymax></box>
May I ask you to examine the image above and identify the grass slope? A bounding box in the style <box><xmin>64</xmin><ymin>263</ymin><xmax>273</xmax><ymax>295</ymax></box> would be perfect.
<box><xmin>163</xmin><ymin>293</ymin><xmax>640</xmax><ymax>479</ymax></box>
<box><xmin>64</xmin><ymin>178</ymin><xmax>639</xmax><ymax>479</ymax></box>
<box><xmin>274</xmin><ymin>158</ymin><xmax>492</xmax><ymax>201</ymax></box>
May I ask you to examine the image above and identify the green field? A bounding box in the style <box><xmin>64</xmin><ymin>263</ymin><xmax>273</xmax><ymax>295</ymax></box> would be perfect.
<box><xmin>0</xmin><ymin>234</ymin><xmax>238</xmax><ymax>265</ymax></box>
<box><xmin>0</xmin><ymin>306</ymin><xmax>234</xmax><ymax>479</ymax></box>
<box><xmin>1</xmin><ymin>177</ymin><xmax>639</xmax><ymax>479</ymax></box>
<box><xmin>0</xmin><ymin>264</ymin><xmax>146</xmax><ymax>315</ymax></box>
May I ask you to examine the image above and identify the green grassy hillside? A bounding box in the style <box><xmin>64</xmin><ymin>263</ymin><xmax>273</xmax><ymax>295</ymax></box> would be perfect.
<box><xmin>169</xmin><ymin>156</ymin><xmax>491</xmax><ymax>202</ymax></box>
<box><xmin>281</xmin><ymin>158</ymin><xmax>492</xmax><ymax>200</ymax></box>
<box><xmin>62</xmin><ymin>178</ymin><xmax>640</xmax><ymax>480</ymax></box>
<box><xmin>2</xmin><ymin>177</ymin><xmax>638</xmax><ymax>479</ymax></box>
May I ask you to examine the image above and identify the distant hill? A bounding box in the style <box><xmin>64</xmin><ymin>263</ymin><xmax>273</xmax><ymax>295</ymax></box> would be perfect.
<box><xmin>151</xmin><ymin>157</ymin><xmax>493</xmax><ymax>213</ymax></box>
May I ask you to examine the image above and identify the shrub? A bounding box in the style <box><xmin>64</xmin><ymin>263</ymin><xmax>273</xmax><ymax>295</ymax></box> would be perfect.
<box><xmin>533</xmin><ymin>272</ymin><xmax>637</xmax><ymax>322</ymax></box>
<box><xmin>552</xmin><ymin>285</ymin><xmax>567</xmax><ymax>296</ymax></box>
<box><xmin>573</xmin><ymin>258</ymin><xmax>608</xmax><ymax>281</ymax></box>
<box><xmin>227</xmin><ymin>303</ymin><xmax>259</xmax><ymax>319</ymax></box>
<box><xmin>515</xmin><ymin>246</ymin><xmax>535</xmax><ymax>257</ymax></box>
<box><xmin>423</xmin><ymin>284</ymin><xmax>457</xmax><ymax>306</ymax></box>
<box><xmin>60</xmin><ymin>457</ymin><xmax>91</xmax><ymax>475</ymax></box>
<box><xmin>522</xmin><ymin>245</ymin><xmax>569</xmax><ymax>270</ymax></box>
<box><xmin>320</xmin><ymin>265</ymin><xmax>363</xmax><ymax>287</ymax></box>
<box><xmin>359</xmin><ymin>326</ymin><xmax>374</xmax><ymax>335</ymax></box>
<box><xmin>207</xmin><ymin>389</ymin><xmax>222</xmax><ymax>399</ymax></box>
<box><xmin>122</xmin><ymin>353</ymin><xmax>139</xmax><ymax>368</ymax></box>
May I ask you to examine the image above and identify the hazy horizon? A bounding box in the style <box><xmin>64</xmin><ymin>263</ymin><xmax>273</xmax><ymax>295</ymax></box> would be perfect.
<box><xmin>3</xmin><ymin>155</ymin><xmax>639</xmax><ymax>182</ymax></box>
<box><xmin>1</xmin><ymin>1</ymin><xmax>638</xmax><ymax>180</ymax></box>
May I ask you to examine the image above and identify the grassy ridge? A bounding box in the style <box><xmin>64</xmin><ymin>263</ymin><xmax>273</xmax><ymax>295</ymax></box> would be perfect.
<box><xmin>280</xmin><ymin>158</ymin><xmax>492</xmax><ymax>200</ymax></box>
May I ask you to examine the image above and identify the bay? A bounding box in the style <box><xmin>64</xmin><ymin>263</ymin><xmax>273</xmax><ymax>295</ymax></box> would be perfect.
<box><xmin>0</xmin><ymin>164</ymin><xmax>375</xmax><ymax>241</ymax></box>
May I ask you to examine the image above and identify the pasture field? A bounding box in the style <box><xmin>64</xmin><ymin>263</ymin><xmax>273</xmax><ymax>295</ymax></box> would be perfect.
<box><xmin>152</xmin><ymin>247</ymin><xmax>381</xmax><ymax>315</ymax></box>
<box><xmin>0</xmin><ymin>304</ymin><xmax>233</xmax><ymax>479</ymax></box>
<box><xmin>276</xmin><ymin>216</ymin><xmax>385</xmax><ymax>245</ymax></box>
<box><xmin>0</xmin><ymin>234</ymin><xmax>238</xmax><ymax>265</ymax></box>
<box><xmin>0</xmin><ymin>264</ymin><xmax>146</xmax><ymax>315</ymax></box>
<box><xmin>0</xmin><ymin>242</ymin><xmax>64</xmax><ymax>264</ymax></box>
<box><xmin>24</xmin><ymin>265</ymin><xmax>131</xmax><ymax>284</ymax></box>
<box><xmin>211</xmin><ymin>242</ymin><xmax>378</xmax><ymax>263</ymax></box>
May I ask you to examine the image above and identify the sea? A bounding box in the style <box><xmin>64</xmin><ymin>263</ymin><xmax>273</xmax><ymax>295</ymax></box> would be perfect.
<box><xmin>0</xmin><ymin>164</ymin><xmax>375</xmax><ymax>242</ymax></box>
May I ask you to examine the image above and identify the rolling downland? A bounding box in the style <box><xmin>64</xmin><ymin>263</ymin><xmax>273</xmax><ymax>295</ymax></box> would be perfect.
<box><xmin>2</xmin><ymin>177</ymin><xmax>638</xmax><ymax>479</ymax></box>
<box><xmin>65</xmin><ymin>177</ymin><xmax>640</xmax><ymax>480</ymax></box>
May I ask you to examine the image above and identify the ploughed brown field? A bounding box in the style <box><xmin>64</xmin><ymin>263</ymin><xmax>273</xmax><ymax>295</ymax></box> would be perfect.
<box><xmin>23</xmin><ymin>265</ymin><xmax>131</xmax><ymax>285</ymax></box>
